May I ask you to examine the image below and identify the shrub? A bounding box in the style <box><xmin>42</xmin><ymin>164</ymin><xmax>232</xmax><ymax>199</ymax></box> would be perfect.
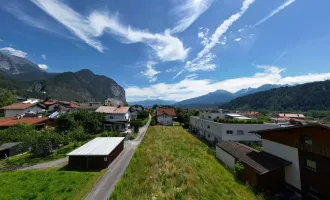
<box><xmin>234</xmin><ymin>161</ymin><xmax>245</xmax><ymax>181</ymax></box>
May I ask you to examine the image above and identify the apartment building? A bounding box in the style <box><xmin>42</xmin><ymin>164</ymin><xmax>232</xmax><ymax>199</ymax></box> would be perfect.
<box><xmin>190</xmin><ymin>114</ymin><xmax>279</xmax><ymax>145</ymax></box>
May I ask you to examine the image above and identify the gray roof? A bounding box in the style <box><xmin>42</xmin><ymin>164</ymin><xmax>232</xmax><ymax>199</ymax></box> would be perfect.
<box><xmin>250</xmin><ymin>123</ymin><xmax>330</xmax><ymax>134</ymax></box>
<box><xmin>0</xmin><ymin>142</ymin><xmax>22</xmax><ymax>151</ymax></box>
<box><xmin>67</xmin><ymin>137</ymin><xmax>125</xmax><ymax>156</ymax></box>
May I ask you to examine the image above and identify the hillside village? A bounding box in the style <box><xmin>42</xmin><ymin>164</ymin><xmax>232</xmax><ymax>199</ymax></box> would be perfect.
<box><xmin>0</xmin><ymin>90</ymin><xmax>329</xmax><ymax>200</ymax></box>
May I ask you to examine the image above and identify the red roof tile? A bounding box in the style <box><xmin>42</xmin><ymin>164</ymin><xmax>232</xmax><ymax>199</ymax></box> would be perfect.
<box><xmin>96</xmin><ymin>106</ymin><xmax>129</xmax><ymax>114</ymax></box>
<box><xmin>217</xmin><ymin>141</ymin><xmax>291</xmax><ymax>174</ymax></box>
<box><xmin>42</xmin><ymin>101</ymin><xmax>57</xmax><ymax>105</ymax></box>
<box><xmin>0</xmin><ymin>102</ymin><xmax>37</xmax><ymax>110</ymax></box>
<box><xmin>157</xmin><ymin>108</ymin><xmax>176</xmax><ymax>117</ymax></box>
<box><xmin>0</xmin><ymin>117</ymin><xmax>49</xmax><ymax>127</ymax></box>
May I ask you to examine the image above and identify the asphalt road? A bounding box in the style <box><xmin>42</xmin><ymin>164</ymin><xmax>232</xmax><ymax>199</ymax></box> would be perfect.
<box><xmin>84</xmin><ymin>115</ymin><xmax>151</xmax><ymax>200</ymax></box>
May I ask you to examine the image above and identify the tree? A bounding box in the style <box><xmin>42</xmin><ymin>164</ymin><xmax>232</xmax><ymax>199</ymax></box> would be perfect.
<box><xmin>67</xmin><ymin>126</ymin><xmax>87</xmax><ymax>148</ymax></box>
<box><xmin>0</xmin><ymin>88</ymin><xmax>15</xmax><ymax>108</ymax></box>
<box><xmin>137</xmin><ymin>110</ymin><xmax>149</xmax><ymax>119</ymax></box>
<box><xmin>152</xmin><ymin>104</ymin><xmax>158</xmax><ymax>110</ymax></box>
<box><xmin>27</xmin><ymin>129</ymin><xmax>64</xmax><ymax>156</ymax></box>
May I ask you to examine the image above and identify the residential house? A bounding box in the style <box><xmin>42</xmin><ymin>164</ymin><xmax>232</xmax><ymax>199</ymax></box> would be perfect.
<box><xmin>57</xmin><ymin>101</ymin><xmax>78</xmax><ymax>112</ymax></box>
<box><xmin>216</xmin><ymin>141</ymin><xmax>291</xmax><ymax>193</ymax></box>
<box><xmin>76</xmin><ymin>103</ymin><xmax>103</xmax><ymax>112</ymax></box>
<box><xmin>129</xmin><ymin>105</ymin><xmax>144</xmax><ymax>119</ymax></box>
<box><xmin>0</xmin><ymin>116</ymin><xmax>54</xmax><ymax>129</ymax></box>
<box><xmin>0</xmin><ymin>99</ymin><xmax>44</xmax><ymax>118</ymax></box>
<box><xmin>251</xmin><ymin>124</ymin><xmax>330</xmax><ymax>199</ymax></box>
<box><xmin>277</xmin><ymin>113</ymin><xmax>305</xmax><ymax>120</ymax></box>
<box><xmin>41</xmin><ymin>100</ymin><xmax>58</xmax><ymax>112</ymax></box>
<box><xmin>156</xmin><ymin>108</ymin><xmax>176</xmax><ymax>126</ymax></box>
<box><xmin>95</xmin><ymin>105</ymin><xmax>130</xmax><ymax>132</ymax></box>
<box><xmin>190</xmin><ymin>114</ymin><xmax>279</xmax><ymax>145</ymax></box>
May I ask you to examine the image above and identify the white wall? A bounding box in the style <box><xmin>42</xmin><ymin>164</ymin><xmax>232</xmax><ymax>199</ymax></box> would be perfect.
<box><xmin>4</xmin><ymin>106</ymin><xmax>43</xmax><ymax>118</ymax></box>
<box><xmin>216</xmin><ymin>146</ymin><xmax>236</xmax><ymax>169</ymax></box>
<box><xmin>262</xmin><ymin>139</ymin><xmax>301</xmax><ymax>190</ymax></box>
<box><xmin>106</xmin><ymin>113</ymin><xmax>130</xmax><ymax>121</ymax></box>
<box><xmin>157</xmin><ymin>114</ymin><xmax>173</xmax><ymax>126</ymax></box>
<box><xmin>221</xmin><ymin>124</ymin><xmax>278</xmax><ymax>142</ymax></box>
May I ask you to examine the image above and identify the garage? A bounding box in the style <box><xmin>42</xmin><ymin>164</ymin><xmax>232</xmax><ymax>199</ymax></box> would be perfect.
<box><xmin>67</xmin><ymin>137</ymin><xmax>125</xmax><ymax>169</ymax></box>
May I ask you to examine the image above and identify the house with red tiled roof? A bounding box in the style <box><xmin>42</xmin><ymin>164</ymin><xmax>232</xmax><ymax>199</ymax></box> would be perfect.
<box><xmin>0</xmin><ymin>116</ymin><xmax>53</xmax><ymax>129</ymax></box>
<box><xmin>156</xmin><ymin>108</ymin><xmax>176</xmax><ymax>126</ymax></box>
<box><xmin>0</xmin><ymin>100</ymin><xmax>44</xmax><ymax>118</ymax></box>
<box><xmin>95</xmin><ymin>105</ymin><xmax>130</xmax><ymax>132</ymax></box>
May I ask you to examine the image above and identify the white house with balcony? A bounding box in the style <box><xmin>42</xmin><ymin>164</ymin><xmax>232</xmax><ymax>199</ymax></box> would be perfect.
<box><xmin>0</xmin><ymin>99</ymin><xmax>43</xmax><ymax>118</ymax></box>
<box><xmin>189</xmin><ymin>115</ymin><xmax>279</xmax><ymax>145</ymax></box>
<box><xmin>95</xmin><ymin>105</ymin><xmax>130</xmax><ymax>132</ymax></box>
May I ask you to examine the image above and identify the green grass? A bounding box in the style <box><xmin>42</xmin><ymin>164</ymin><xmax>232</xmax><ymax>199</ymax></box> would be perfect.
<box><xmin>110</xmin><ymin>126</ymin><xmax>263</xmax><ymax>200</ymax></box>
<box><xmin>0</xmin><ymin>167</ymin><xmax>106</xmax><ymax>200</ymax></box>
<box><xmin>0</xmin><ymin>143</ymin><xmax>83</xmax><ymax>170</ymax></box>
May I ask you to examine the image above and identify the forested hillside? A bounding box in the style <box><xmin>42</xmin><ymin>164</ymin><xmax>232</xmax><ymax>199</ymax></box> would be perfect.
<box><xmin>222</xmin><ymin>80</ymin><xmax>330</xmax><ymax>111</ymax></box>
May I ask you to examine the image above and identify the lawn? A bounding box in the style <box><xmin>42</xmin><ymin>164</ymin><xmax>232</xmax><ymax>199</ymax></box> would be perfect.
<box><xmin>0</xmin><ymin>143</ymin><xmax>82</xmax><ymax>170</ymax></box>
<box><xmin>0</xmin><ymin>167</ymin><xmax>105</xmax><ymax>200</ymax></box>
<box><xmin>110</xmin><ymin>126</ymin><xmax>263</xmax><ymax>200</ymax></box>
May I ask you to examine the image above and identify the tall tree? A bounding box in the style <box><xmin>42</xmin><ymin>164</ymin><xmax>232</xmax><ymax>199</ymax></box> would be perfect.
<box><xmin>0</xmin><ymin>88</ymin><xmax>16</xmax><ymax>108</ymax></box>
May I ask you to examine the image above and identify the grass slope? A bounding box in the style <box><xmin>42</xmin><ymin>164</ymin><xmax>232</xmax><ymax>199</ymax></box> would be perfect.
<box><xmin>0</xmin><ymin>168</ymin><xmax>105</xmax><ymax>200</ymax></box>
<box><xmin>111</xmin><ymin>126</ymin><xmax>262</xmax><ymax>200</ymax></box>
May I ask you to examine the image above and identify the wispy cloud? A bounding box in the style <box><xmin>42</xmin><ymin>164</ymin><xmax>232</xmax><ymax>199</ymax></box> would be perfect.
<box><xmin>185</xmin><ymin>74</ymin><xmax>199</xmax><ymax>79</ymax></box>
<box><xmin>0</xmin><ymin>38</ymin><xmax>3</xmax><ymax>42</ymax></box>
<box><xmin>38</xmin><ymin>64</ymin><xmax>48</xmax><ymax>70</ymax></box>
<box><xmin>272</xmin><ymin>51</ymin><xmax>287</xmax><ymax>64</ymax></box>
<box><xmin>0</xmin><ymin>47</ymin><xmax>28</xmax><ymax>58</ymax></box>
<box><xmin>198</xmin><ymin>27</ymin><xmax>210</xmax><ymax>46</ymax></box>
<box><xmin>174</xmin><ymin>0</ymin><xmax>255</xmax><ymax>78</ymax></box>
<box><xmin>141</xmin><ymin>61</ymin><xmax>161</xmax><ymax>82</ymax></box>
<box><xmin>170</xmin><ymin>0</ymin><xmax>214</xmax><ymax>33</ymax></box>
<box><xmin>29</xmin><ymin>0</ymin><xmax>189</xmax><ymax>61</ymax></box>
<box><xmin>127</xmin><ymin>66</ymin><xmax>330</xmax><ymax>101</ymax></box>
<box><xmin>253</xmin><ymin>0</ymin><xmax>296</xmax><ymax>27</ymax></box>
<box><xmin>234</xmin><ymin>37</ymin><xmax>241</xmax><ymax>42</ymax></box>
<box><xmin>41</xmin><ymin>54</ymin><xmax>47</xmax><ymax>60</ymax></box>
<box><xmin>165</xmin><ymin>68</ymin><xmax>177</xmax><ymax>73</ymax></box>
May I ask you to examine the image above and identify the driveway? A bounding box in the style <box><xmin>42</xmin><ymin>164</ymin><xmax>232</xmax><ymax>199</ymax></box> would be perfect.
<box><xmin>84</xmin><ymin>115</ymin><xmax>151</xmax><ymax>200</ymax></box>
<box><xmin>18</xmin><ymin>157</ymin><xmax>68</xmax><ymax>171</ymax></box>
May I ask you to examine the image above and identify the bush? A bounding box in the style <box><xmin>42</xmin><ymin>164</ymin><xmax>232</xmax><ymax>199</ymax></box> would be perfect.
<box><xmin>234</xmin><ymin>161</ymin><xmax>245</xmax><ymax>181</ymax></box>
<box><xmin>150</xmin><ymin>119</ymin><xmax>156</xmax><ymax>126</ymax></box>
<box><xmin>137</xmin><ymin>110</ymin><xmax>149</xmax><ymax>119</ymax></box>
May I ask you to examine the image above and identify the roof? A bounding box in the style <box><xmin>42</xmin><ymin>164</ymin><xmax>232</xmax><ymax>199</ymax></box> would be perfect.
<box><xmin>234</xmin><ymin>116</ymin><xmax>252</xmax><ymax>120</ymax></box>
<box><xmin>77</xmin><ymin>103</ymin><xmax>103</xmax><ymax>110</ymax></box>
<box><xmin>225</xmin><ymin>113</ymin><xmax>243</xmax><ymax>117</ymax></box>
<box><xmin>42</xmin><ymin>101</ymin><xmax>57</xmax><ymax>105</ymax></box>
<box><xmin>157</xmin><ymin>108</ymin><xmax>176</xmax><ymax>117</ymax></box>
<box><xmin>278</xmin><ymin>113</ymin><xmax>305</xmax><ymax>118</ymax></box>
<box><xmin>67</xmin><ymin>137</ymin><xmax>125</xmax><ymax>156</ymax></box>
<box><xmin>0</xmin><ymin>117</ymin><xmax>49</xmax><ymax>127</ymax></box>
<box><xmin>271</xmin><ymin>117</ymin><xmax>291</xmax><ymax>121</ymax></box>
<box><xmin>0</xmin><ymin>102</ymin><xmax>37</xmax><ymax>110</ymax></box>
<box><xmin>250</xmin><ymin>123</ymin><xmax>330</xmax><ymax>134</ymax></box>
<box><xmin>217</xmin><ymin>141</ymin><xmax>291</xmax><ymax>174</ymax></box>
<box><xmin>0</xmin><ymin>142</ymin><xmax>22</xmax><ymax>151</ymax></box>
<box><xmin>95</xmin><ymin>106</ymin><xmax>129</xmax><ymax>114</ymax></box>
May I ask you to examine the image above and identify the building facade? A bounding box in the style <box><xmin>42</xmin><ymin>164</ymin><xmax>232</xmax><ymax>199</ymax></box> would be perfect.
<box><xmin>156</xmin><ymin>108</ymin><xmax>176</xmax><ymax>126</ymax></box>
<box><xmin>253</xmin><ymin>124</ymin><xmax>330</xmax><ymax>199</ymax></box>
<box><xmin>96</xmin><ymin>106</ymin><xmax>130</xmax><ymax>132</ymax></box>
<box><xmin>190</xmin><ymin>115</ymin><xmax>279</xmax><ymax>145</ymax></box>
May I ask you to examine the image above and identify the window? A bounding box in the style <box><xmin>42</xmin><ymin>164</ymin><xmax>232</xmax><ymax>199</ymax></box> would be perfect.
<box><xmin>208</xmin><ymin>134</ymin><xmax>210</xmax><ymax>138</ymax></box>
<box><xmin>305</xmin><ymin>159</ymin><xmax>316</xmax><ymax>171</ymax></box>
<box><xmin>302</xmin><ymin>136</ymin><xmax>312</xmax><ymax>146</ymax></box>
<box><xmin>226</xmin><ymin>130</ymin><xmax>233</xmax><ymax>135</ymax></box>
<box><xmin>237</xmin><ymin>130</ymin><xmax>244</xmax><ymax>135</ymax></box>
<box><xmin>208</xmin><ymin>116</ymin><xmax>211</xmax><ymax>119</ymax></box>
<box><xmin>207</xmin><ymin>125</ymin><xmax>210</xmax><ymax>129</ymax></box>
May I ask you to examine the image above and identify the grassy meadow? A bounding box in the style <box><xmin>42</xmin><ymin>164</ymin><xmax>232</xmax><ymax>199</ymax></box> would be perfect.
<box><xmin>110</xmin><ymin>126</ymin><xmax>262</xmax><ymax>200</ymax></box>
<box><xmin>0</xmin><ymin>167</ymin><xmax>105</xmax><ymax>200</ymax></box>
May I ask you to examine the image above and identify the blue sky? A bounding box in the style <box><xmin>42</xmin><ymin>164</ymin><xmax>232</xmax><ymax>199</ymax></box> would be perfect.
<box><xmin>1</xmin><ymin>0</ymin><xmax>330</xmax><ymax>102</ymax></box>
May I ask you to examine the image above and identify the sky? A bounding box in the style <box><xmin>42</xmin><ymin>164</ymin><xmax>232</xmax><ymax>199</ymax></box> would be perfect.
<box><xmin>1</xmin><ymin>0</ymin><xmax>330</xmax><ymax>102</ymax></box>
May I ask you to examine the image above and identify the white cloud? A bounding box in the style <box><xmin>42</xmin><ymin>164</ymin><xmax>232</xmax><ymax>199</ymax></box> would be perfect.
<box><xmin>165</xmin><ymin>68</ymin><xmax>177</xmax><ymax>73</ymax></box>
<box><xmin>0</xmin><ymin>38</ymin><xmax>3</xmax><ymax>42</ymax></box>
<box><xmin>30</xmin><ymin>0</ymin><xmax>189</xmax><ymax>61</ymax></box>
<box><xmin>38</xmin><ymin>64</ymin><xmax>48</xmax><ymax>70</ymax></box>
<box><xmin>126</xmin><ymin>66</ymin><xmax>330</xmax><ymax>101</ymax></box>
<box><xmin>0</xmin><ymin>47</ymin><xmax>28</xmax><ymax>58</ymax></box>
<box><xmin>186</xmin><ymin>53</ymin><xmax>216</xmax><ymax>72</ymax></box>
<box><xmin>41</xmin><ymin>54</ymin><xmax>47</xmax><ymax>60</ymax></box>
<box><xmin>234</xmin><ymin>37</ymin><xmax>241</xmax><ymax>41</ymax></box>
<box><xmin>198</xmin><ymin>27</ymin><xmax>210</xmax><ymax>46</ymax></box>
<box><xmin>185</xmin><ymin>74</ymin><xmax>198</xmax><ymax>79</ymax></box>
<box><xmin>141</xmin><ymin>61</ymin><xmax>160</xmax><ymax>82</ymax></box>
<box><xmin>195</xmin><ymin>0</ymin><xmax>255</xmax><ymax>61</ymax></box>
<box><xmin>170</xmin><ymin>0</ymin><xmax>214</xmax><ymax>33</ymax></box>
<box><xmin>174</xmin><ymin>0</ymin><xmax>255</xmax><ymax>77</ymax></box>
<box><xmin>253</xmin><ymin>0</ymin><xmax>296</xmax><ymax>27</ymax></box>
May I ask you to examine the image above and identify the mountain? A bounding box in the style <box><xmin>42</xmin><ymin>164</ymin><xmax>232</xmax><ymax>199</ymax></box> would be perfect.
<box><xmin>0</xmin><ymin>53</ymin><xmax>126</xmax><ymax>102</ymax></box>
<box><xmin>234</xmin><ymin>84</ymin><xmax>282</xmax><ymax>97</ymax></box>
<box><xmin>174</xmin><ymin>85</ymin><xmax>282</xmax><ymax>108</ymax></box>
<box><xmin>222</xmin><ymin>80</ymin><xmax>330</xmax><ymax>111</ymax></box>
<box><xmin>31</xmin><ymin>69</ymin><xmax>126</xmax><ymax>102</ymax></box>
<box><xmin>0</xmin><ymin>52</ymin><xmax>48</xmax><ymax>80</ymax></box>
<box><xmin>129</xmin><ymin>99</ymin><xmax>177</xmax><ymax>107</ymax></box>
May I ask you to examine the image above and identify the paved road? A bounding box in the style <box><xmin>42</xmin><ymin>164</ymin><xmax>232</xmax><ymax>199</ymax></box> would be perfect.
<box><xmin>18</xmin><ymin>157</ymin><xmax>68</xmax><ymax>171</ymax></box>
<box><xmin>84</xmin><ymin>115</ymin><xmax>151</xmax><ymax>200</ymax></box>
